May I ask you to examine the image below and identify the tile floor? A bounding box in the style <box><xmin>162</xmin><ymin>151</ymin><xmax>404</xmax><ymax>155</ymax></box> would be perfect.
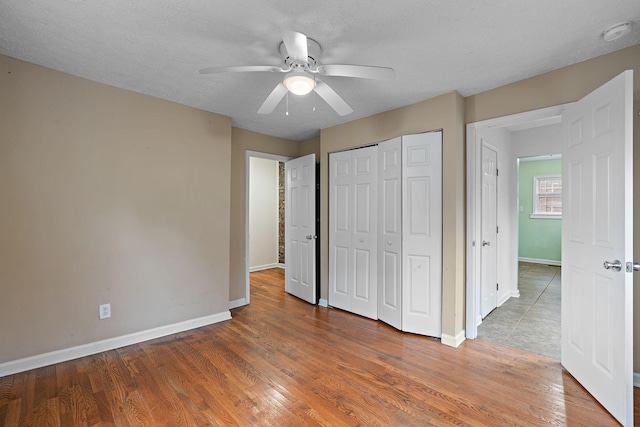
<box><xmin>477</xmin><ymin>262</ymin><xmax>561</xmax><ymax>359</ymax></box>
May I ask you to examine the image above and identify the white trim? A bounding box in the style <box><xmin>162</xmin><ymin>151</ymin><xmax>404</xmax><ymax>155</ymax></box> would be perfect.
<box><xmin>229</xmin><ymin>298</ymin><xmax>248</xmax><ymax>309</ymax></box>
<box><xmin>0</xmin><ymin>311</ymin><xmax>231</xmax><ymax>377</ymax></box>
<box><xmin>529</xmin><ymin>213</ymin><xmax>562</xmax><ymax>219</ymax></box>
<box><xmin>498</xmin><ymin>290</ymin><xmax>519</xmax><ymax>306</ymax></box>
<box><xmin>318</xmin><ymin>298</ymin><xmax>328</xmax><ymax>307</ymax></box>
<box><xmin>441</xmin><ymin>330</ymin><xmax>466</xmax><ymax>348</ymax></box>
<box><xmin>634</xmin><ymin>372</ymin><xmax>640</xmax><ymax>388</ymax></box>
<box><xmin>466</xmin><ymin>104</ymin><xmax>570</xmax><ymax>340</ymax></box>
<box><xmin>520</xmin><ymin>154</ymin><xmax>562</xmax><ymax>162</ymax></box>
<box><xmin>519</xmin><ymin>257</ymin><xmax>561</xmax><ymax>266</ymax></box>
<box><xmin>245</xmin><ymin>151</ymin><xmax>292</xmax><ymax>306</ymax></box>
<box><xmin>249</xmin><ymin>263</ymin><xmax>281</xmax><ymax>272</ymax></box>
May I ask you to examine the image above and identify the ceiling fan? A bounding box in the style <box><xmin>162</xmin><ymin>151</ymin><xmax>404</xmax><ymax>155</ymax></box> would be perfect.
<box><xmin>199</xmin><ymin>31</ymin><xmax>395</xmax><ymax>116</ymax></box>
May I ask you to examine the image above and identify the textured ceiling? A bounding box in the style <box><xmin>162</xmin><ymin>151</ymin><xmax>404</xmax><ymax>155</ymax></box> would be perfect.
<box><xmin>1</xmin><ymin>0</ymin><xmax>638</xmax><ymax>141</ymax></box>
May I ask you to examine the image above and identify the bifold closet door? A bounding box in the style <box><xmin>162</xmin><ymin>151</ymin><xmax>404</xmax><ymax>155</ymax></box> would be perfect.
<box><xmin>329</xmin><ymin>146</ymin><xmax>378</xmax><ymax>319</ymax></box>
<box><xmin>377</xmin><ymin>137</ymin><xmax>402</xmax><ymax>329</ymax></box>
<box><xmin>401</xmin><ymin>132</ymin><xmax>442</xmax><ymax>337</ymax></box>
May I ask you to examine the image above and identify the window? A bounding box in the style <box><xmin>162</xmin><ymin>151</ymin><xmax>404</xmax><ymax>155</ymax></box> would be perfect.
<box><xmin>531</xmin><ymin>175</ymin><xmax>561</xmax><ymax>218</ymax></box>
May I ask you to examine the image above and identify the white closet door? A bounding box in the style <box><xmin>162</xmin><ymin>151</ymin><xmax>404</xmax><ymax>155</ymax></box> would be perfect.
<box><xmin>351</xmin><ymin>146</ymin><xmax>378</xmax><ymax>319</ymax></box>
<box><xmin>378</xmin><ymin>137</ymin><xmax>402</xmax><ymax>329</ymax></box>
<box><xmin>402</xmin><ymin>132</ymin><xmax>442</xmax><ymax>337</ymax></box>
<box><xmin>329</xmin><ymin>150</ymin><xmax>353</xmax><ymax>311</ymax></box>
<box><xmin>329</xmin><ymin>146</ymin><xmax>378</xmax><ymax>319</ymax></box>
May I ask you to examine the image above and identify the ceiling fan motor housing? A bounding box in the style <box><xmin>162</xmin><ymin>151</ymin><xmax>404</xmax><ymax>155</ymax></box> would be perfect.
<box><xmin>279</xmin><ymin>37</ymin><xmax>321</xmax><ymax>70</ymax></box>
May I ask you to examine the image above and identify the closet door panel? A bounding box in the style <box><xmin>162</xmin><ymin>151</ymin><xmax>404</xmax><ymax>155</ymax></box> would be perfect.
<box><xmin>402</xmin><ymin>132</ymin><xmax>442</xmax><ymax>337</ymax></box>
<box><xmin>329</xmin><ymin>151</ymin><xmax>353</xmax><ymax>311</ymax></box>
<box><xmin>351</xmin><ymin>146</ymin><xmax>378</xmax><ymax>319</ymax></box>
<box><xmin>377</xmin><ymin>137</ymin><xmax>402</xmax><ymax>329</ymax></box>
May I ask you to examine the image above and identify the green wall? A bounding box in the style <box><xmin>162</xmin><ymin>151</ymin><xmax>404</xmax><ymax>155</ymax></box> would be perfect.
<box><xmin>518</xmin><ymin>159</ymin><xmax>562</xmax><ymax>262</ymax></box>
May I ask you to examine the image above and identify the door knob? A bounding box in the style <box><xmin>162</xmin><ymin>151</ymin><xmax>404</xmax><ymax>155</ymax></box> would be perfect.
<box><xmin>306</xmin><ymin>235</ymin><xmax>317</xmax><ymax>240</ymax></box>
<box><xmin>603</xmin><ymin>260</ymin><xmax>622</xmax><ymax>271</ymax></box>
<box><xmin>482</xmin><ymin>240</ymin><xmax>491</xmax><ymax>247</ymax></box>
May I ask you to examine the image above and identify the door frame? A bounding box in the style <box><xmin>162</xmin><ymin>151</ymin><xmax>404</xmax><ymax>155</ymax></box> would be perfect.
<box><xmin>466</xmin><ymin>104</ymin><xmax>568</xmax><ymax>338</ymax></box>
<box><xmin>241</xmin><ymin>150</ymin><xmax>292</xmax><ymax>307</ymax></box>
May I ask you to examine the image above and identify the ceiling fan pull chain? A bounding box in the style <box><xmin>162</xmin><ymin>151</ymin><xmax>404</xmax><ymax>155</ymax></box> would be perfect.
<box><xmin>286</xmin><ymin>92</ymin><xmax>289</xmax><ymax>116</ymax></box>
<box><xmin>313</xmin><ymin>77</ymin><xmax>316</xmax><ymax>112</ymax></box>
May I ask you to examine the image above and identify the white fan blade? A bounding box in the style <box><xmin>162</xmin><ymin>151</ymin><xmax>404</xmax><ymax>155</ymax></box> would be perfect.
<box><xmin>258</xmin><ymin>83</ymin><xmax>288</xmax><ymax>114</ymax></box>
<box><xmin>200</xmin><ymin>65</ymin><xmax>282</xmax><ymax>74</ymax></box>
<box><xmin>318</xmin><ymin>64</ymin><xmax>395</xmax><ymax>80</ymax></box>
<box><xmin>282</xmin><ymin>31</ymin><xmax>308</xmax><ymax>63</ymax></box>
<box><xmin>313</xmin><ymin>81</ymin><xmax>353</xmax><ymax>116</ymax></box>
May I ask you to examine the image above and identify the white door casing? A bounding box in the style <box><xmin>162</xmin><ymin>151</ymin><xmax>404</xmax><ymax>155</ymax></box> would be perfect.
<box><xmin>401</xmin><ymin>132</ymin><xmax>442</xmax><ymax>336</ymax></box>
<box><xmin>561</xmin><ymin>70</ymin><xmax>633</xmax><ymax>426</ymax></box>
<box><xmin>285</xmin><ymin>153</ymin><xmax>316</xmax><ymax>304</ymax></box>
<box><xmin>329</xmin><ymin>147</ymin><xmax>378</xmax><ymax>319</ymax></box>
<box><xmin>378</xmin><ymin>137</ymin><xmax>403</xmax><ymax>329</ymax></box>
<box><xmin>480</xmin><ymin>142</ymin><xmax>498</xmax><ymax>318</ymax></box>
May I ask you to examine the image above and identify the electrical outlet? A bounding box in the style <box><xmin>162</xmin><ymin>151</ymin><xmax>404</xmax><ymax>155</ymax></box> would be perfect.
<box><xmin>99</xmin><ymin>303</ymin><xmax>111</xmax><ymax>320</ymax></box>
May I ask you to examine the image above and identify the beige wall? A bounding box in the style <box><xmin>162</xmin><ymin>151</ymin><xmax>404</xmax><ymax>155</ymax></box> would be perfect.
<box><xmin>2</xmin><ymin>42</ymin><xmax>639</xmax><ymax>368</ymax></box>
<box><xmin>319</xmin><ymin>91</ymin><xmax>466</xmax><ymax>341</ymax></box>
<box><xmin>229</xmin><ymin>128</ymin><xmax>302</xmax><ymax>301</ymax></box>
<box><xmin>298</xmin><ymin>136</ymin><xmax>321</xmax><ymax>158</ymax></box>
<box><xmin>466</xmin><ymin>44</ymin><xmax>640</xmax><ymax>369</ymax></box>
<box><xmin>0</xmin><ymin>55</ymin><xmax>232</xmax><ymax>362</ymax></box>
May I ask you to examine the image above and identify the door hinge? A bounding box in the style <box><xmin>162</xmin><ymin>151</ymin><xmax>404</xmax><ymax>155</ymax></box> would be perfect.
<box><xmin>496</xmin><ymin>283</ymin><xmax>499</xmax><ymax>291</ymax></box>
<box><xmin>496</xmin><ymin>226</ymin><xmax>499</xmax><ymax>234</ymax></box>
<box><xmin>496</xmin><ymin>168</ymin><xmax>499</xmax><ymax>177</ymax></box>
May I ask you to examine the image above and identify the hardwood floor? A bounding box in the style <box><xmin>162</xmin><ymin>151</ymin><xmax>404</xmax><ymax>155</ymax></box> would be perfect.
<box><xmin>0</xmin><ymin>268</ymin><xmax>632</xmax><ymax>426</ymax></box>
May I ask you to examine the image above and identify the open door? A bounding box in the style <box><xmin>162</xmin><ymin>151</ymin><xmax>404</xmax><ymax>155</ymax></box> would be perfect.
<box><xmin>480</xmin><ymin>142</ymin><xmax>498</xmax><ymax>318</ymax></box>
<box><xmin>561</xmin><ymin>70</ymin><xmax>633</xmax><ymax>426</ymax></box>
<box><xmin>285</xmin><ymin>154</ymin><xmax>317</xmax><ymax>304</ymax></box>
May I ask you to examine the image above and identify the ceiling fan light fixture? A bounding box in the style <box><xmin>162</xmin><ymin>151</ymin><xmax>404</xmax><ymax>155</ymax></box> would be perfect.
<box><xmin>283</xmin><ymin>73</ymin><xmax>316</xmax><ymax>95</ymax></box>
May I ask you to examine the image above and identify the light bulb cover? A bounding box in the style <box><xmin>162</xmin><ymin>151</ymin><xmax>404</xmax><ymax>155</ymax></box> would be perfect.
<box><xmin>283</xmin><ymin>73</ymin><xmax>316</xmax><ymax>95</ymax></box>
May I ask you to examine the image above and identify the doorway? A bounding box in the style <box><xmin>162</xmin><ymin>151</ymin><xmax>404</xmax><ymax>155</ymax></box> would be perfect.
<box><xmin>466</xmin><ymin>105</ymin><xmax>566</xmax><ymax>342</ymax></box>
<box><xmin>242</xmin><ymin>151</ymin><xmax>291</xmax><ymax>307</ymax></box>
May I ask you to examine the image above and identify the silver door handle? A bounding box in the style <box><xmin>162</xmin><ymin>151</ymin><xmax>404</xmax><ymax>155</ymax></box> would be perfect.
<box><xmin>306</xmin><ymin>235</ymin><xmax>317</xmax><ymax>240</ymax></box>
<box><xmin>482</xmin><ymin>240</ymin><xmax>490</xmax><ymax>247</ymax></box>
<box><xmin>603</xmin><ymin>260</ymin><xmax>622</xmax><ymax>271</ymax></box>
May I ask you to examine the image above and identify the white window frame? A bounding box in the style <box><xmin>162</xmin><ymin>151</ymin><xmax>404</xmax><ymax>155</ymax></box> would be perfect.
<box><xmin>530</xmin><ymin>174</ymin><xmax>562</xmax><ymax>219</ymax></box>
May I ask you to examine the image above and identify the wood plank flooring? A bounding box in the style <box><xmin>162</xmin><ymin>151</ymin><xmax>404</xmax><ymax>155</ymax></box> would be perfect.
<box><xmin>0</xmin><ymin>268</ymin><xmax>633</xmax><ymax>426</ymax></box>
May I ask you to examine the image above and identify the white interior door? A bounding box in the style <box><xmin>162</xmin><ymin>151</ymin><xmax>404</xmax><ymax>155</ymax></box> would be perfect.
<box><xmin>561</xmin><ymin>70</ymin><xmax>633</xmax><ymax>426</ymax></box>
<box><xmin>401</xmin><ymin>132</ymin><xmax>442</xmax><ymax>336</ymax></box>
<box><xmin>329</xmin><ymin>147</ymin><xmax>378</xmax><ymax>319</ymax></box>
<box><xmin>480</xmin><ymin>142</ymin><xmax>498</xmax><ymax>318</ymax></box>
<box><xmin>378</xmin><ymin>137</ymin><xmax>402</xmax><ymax>329</ymax></box>
<box><xmin>285</xmin><ymin>153</ymin><xmax>316</xmax><ymax>304</ymax></box>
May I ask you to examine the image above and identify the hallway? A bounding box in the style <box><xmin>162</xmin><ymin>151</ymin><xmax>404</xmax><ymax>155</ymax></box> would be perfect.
<box><xmin>477</xmin><ymin>262</ymin><xmax>561</xmax><ymax>359</ymax></box>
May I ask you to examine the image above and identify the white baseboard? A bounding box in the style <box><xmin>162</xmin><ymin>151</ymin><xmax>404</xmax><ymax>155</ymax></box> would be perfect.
<box><xmin>249</xmin><ymin>263</ymin><xmax>282</xmax><ymax>272</ymax></box>
<box><xmin>519</xmin><ymin>257</ymin><xmax>561</xmax><ymax>266</ymax></box>
<box><xmin>229</xmin><ymin>298</ymin><xmax>248</xmax><ymax>309</ymax></box>
<box><xmin>498</xmin><ymin>290</ymin><xmax>519</xmax><ymax>306</ymax></box>
<box><xmin>0</xmin><ymin>311</ymin><xmax>231</xmax><ymax>378</ymax></box>
<box><xmin>441</xmin><ymin>330</ymin><xmax>466</xmax><ymax>348</ymax></box>
<box><xmin>634</xmin><ymin>372</ymin><xmax>640</xmax><ymax>388</ymax></box>
<box><xmin>318</xmin><ymin>298</ymin><xmax>328</xmax><ymax>307</ymax></box>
